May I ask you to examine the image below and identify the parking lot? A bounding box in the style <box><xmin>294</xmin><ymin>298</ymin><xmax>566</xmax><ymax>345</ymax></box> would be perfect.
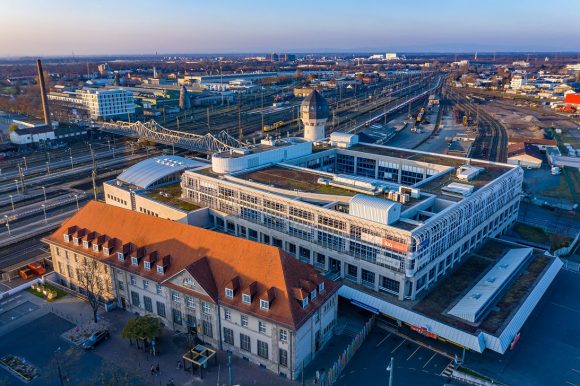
<box><xmin>335</xmin><ymin>329</ymin><xmax>453</xmax><ymax>386</ymax></box>
<box><xmin>0</xmin><ymin>299</ymin><xmax>39</xmax><ymax>326</ymax></box>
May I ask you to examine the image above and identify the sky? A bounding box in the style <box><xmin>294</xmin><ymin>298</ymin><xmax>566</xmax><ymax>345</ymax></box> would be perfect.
<box><xmin>1</xmin><ymin>0</ymin><xmax>579</xmax><ymax>56</ymax></box>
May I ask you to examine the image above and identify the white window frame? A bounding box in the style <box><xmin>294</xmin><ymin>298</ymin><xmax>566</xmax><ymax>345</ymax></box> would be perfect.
<box><xmin>319</xmin><ymin>282</ymin><xmax>325</xmax><ymax>293</ymax></box>
<box><xmin>131</xmin><ymin>256</ymin><xmax>138</xmax><ymax>265</ymax></box>
<box><xmin>225</xmin><ymin>288</ymin><xmax>234</xmax><ymax>299</ymax></box>
<box><xmin>242</xmin><ymin>294</ymin><xmax>251</xmax><ymax>304</ymax></box>
<box><xmin>144</xmin><ymin>261</ymin><xmax>151</xmax><ymax>270</ymax></box>
<box><xmin>302</xmin><ymin>297</ymin><xmax>309</xmax><ymax>308</ymax></box>
<box><xmin>156</xmin><ymin>265</ymin><xmax>164</xmax><ymax>274</ymax></box>
<box><xmin>202</xmin><ymin>302</ymin><xmax>211</xmax><ymax>314</ymax></box>
<box><xmin>93</xmin><ymin>244</ymin><xmax>99</xmax><ymax>252</ymax></box>
<box><xmin>224</xmin><ymin>309</ymin><xmax>231</xmax><ymax>320</ymax></box>
<box><xmin>117</xmin><ymin>252</ymin><xmax>124</xmax><ymax>262</ymax></box>
<box><xmin>186</xmin><ymin>296</ymin><xmax>195</xmax><ymax>309</ymax></box>
<box><xmin>258</xmin><ymin>321</ymin><xmax>267</xmax><ymax>334</ymax></box>
<box><xmin>82</xmin><ymin>240</ymin><xmax>89</xmax><ymax>249</ymax></box>
<box><xmin>259</xmin><ymin>299</ymin><xmax>269</xmax><ymax>310</ymax></box>
<box><xmin>63</xmin><ymin>234</ymin><xmax>70</xmax><ymax>242</ymax></box>
<box><xmin>172</xmin><ymin>292</ymin><xmax>181</xmax><ymax>302</ymax></box>
<box><xmin>103</xmin><ymin>247</ymin><xmax>110</xmax><ymax>256</ymax></box>
<box><xmin>311</xmin><ymin>289</ymin><xmax>317</xmax><ymax>300</ymax></box>
<box><xmin>241</xmin><ymin>314</ymin><xmax>248</xmax><ymax>327</ymax></box>
<box><xmin>279</xmin><ymin>329</ymin><xmax>288</xmax><ymax>343</ymax></box>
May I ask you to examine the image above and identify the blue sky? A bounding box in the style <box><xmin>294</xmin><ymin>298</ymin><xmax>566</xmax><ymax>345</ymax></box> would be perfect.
<box><xmin>1</xmin><ymin>0</ymin><xmax>579</xmax><ymax>56</ymax></box>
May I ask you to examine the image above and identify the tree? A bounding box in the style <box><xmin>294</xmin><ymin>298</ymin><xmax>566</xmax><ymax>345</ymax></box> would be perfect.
<box><xmin>576</xmin><ymin>71</ymin><xmax>580</xmax><ymax>82</ymax></box>
<box><xmin>121</xmin><ymin>315</ymin><xmax>163</xmax><ymax>352</ymax></box>
<box><xmin>8</xmin><ymin>123</ymin><xmax>18</xmax><ymax>132</ymax></box>
<box><xmin>76</xmin><ymin>259</ymin><xmax>108</xmax><ymax>323</ymax></box>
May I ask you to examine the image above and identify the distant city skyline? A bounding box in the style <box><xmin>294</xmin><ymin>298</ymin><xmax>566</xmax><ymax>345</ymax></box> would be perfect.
<box><xmin>1</xmin><ymin>0</ymin><xmax>579</xmax><ymax>57</ymax></box>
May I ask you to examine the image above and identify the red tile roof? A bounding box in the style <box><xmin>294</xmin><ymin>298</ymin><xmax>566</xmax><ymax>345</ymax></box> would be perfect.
<box><xmin>45</xmin><ymin>201</ymin><xmax>340</xmax><ymax>330</ymax></box>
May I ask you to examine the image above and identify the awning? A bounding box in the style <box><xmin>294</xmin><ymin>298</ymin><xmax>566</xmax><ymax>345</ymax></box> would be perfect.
<box><xmin>351</xmin><ymin>299</ymin><xmax>379</xmax><ymax>314</ymax></box>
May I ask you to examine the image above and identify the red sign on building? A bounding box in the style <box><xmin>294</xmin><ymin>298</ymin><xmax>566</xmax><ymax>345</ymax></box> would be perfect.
<box><xmin>410</xmin><ymin>325</ymin><xmax>438</xmax><ymax>340</ymax></box>
<box><xmin>382</xmin><ymin>238</ymin><xmax>409</xmax><ymax>253</ymax></box>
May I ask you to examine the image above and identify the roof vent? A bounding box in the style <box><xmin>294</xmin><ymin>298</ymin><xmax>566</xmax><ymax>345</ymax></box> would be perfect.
<box><xmin>470</xmin><ymin>293</ymin><xmax>482</xmax><ymax>300</ymax></box>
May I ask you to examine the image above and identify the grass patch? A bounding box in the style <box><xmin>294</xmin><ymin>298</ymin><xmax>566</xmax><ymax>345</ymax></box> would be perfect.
<box><xmin>27</xmin><ymin>283</ymin><xmax>68</xmax><ymax>302</ymax></box>
<box><xmin>457</xmin><ymin>366</ymin><xmax>493</xmax><ymax>382</ymax></box>
<box><xmin>480</xmin><ymin>254</ymin><xmax>550</xmax><ymax>333</ymax></box>
<box><xmin>512</xmin><ymin>223</ymin><xmax>550</xmax><ymax>245</ymax></box>
<box><xmin>145</xmin><ymin>184</ymin><xmax>200</xmax><ymax>212</ymax></box>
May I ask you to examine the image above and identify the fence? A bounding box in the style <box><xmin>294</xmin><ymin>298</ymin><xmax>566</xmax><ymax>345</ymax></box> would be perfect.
<box><xmin>320</xmin><ymin>316</ymin><xmax>375</xmax><ymax>386</ymax></box>
<box><xmin>553</xmin><ymin>231</ymin><xmax>580</xmax><ymax>258</ymax></box>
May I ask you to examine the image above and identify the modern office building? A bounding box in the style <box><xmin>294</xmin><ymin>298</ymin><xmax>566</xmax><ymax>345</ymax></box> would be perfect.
<box><xmin>79</xmin><ymin>88</ymin><xmax>135</xmax><ymax>119</ymax></box>
<box><xmin>175</xmin><ymin>94</ymin><xmax>564</xmax><ymax>355</ymax></box>
<box><xmin>44</xmin><ymin>201</ymin><xmax>340</xmax><ymax>380</ymax></box>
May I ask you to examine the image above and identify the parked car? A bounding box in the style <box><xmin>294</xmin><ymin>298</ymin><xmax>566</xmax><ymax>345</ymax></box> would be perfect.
<box><xmin>18</xmin><ymin>268</ymin><xmax>34</xmax><ymax>280</ymax></box>
<box><xmin>27</xmin><ymin>262</ymin><xmax>46</xmax><ymax>276</ymax></box>
<box><xmin>82</xmin><ymin>330</ymin><xmax>110</xmax><ymax>350</ymax></box>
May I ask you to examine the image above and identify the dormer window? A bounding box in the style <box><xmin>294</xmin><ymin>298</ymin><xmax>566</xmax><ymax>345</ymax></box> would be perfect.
<box><xmin>131</xmin><ymin>256</ymin><xmax>138</xmax><ymax>265</ymax></box>
<box><xmin>82</xmin><ymin>240</ymin><xmax>89</xmax><ymax>249</ymax></box>
<box><xmin>103</xmin><ymin>247</ymin><xmax>110</xmax><ymax>256</ymax></box>
<box><xmin>73</xmin><ymin>237</ymin><xmax>79</xmax><ymax>246</ymax></box>
<box><xmin>156</xmin><ymin>265</ymin><xmax>164</xmax><ymax>274</ymax></box>
<box><xmin>225</xmin><ymin>288</ymin><xmax>234</xmax><ymax>298</ymax></box>
<box><xmin>260</xmin><ymin>299</ymin><xmax>270</xmax><ymax>310</ymax></box>
<box><xmin>319</xmin><ymin>282</ymin><xmax>325</xmax><ymax>293</ymax></box>
<box><xmin>93</xmin><ymin>244</ymin><xmax>99</xmax><ymax>252</ymax></box>
<box><xmin>301</xmin><ymin>297</ymin><xmax>309</xmax><ymax>309</ymax></box>
<box><xmin>63</xmin><ymin>234</ymin><xmax>70</xmax><ymax>242</ymax></box>
<box><xmin>117</xmin><ymin>252</ymin><xmax>124</xmax><ymax>262</ymax></box>
<box><xmin>311</xmin><ymin>289</ymin><xmax>317</xmax><ymax>300</ymax></box>
<box><xmin>144</xmin><ymin>261</ymin><xmax>151</xmax><ymax>270</ymax></box>
<box><xmin>242</xmin><ymin>294</ymin><xmax>251</xmax><ymax>304</ymax></box>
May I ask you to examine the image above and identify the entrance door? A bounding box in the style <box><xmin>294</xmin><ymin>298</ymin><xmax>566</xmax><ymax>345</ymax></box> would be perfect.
<box><xmin>120</xmin><ymin>297</ymin><xmax>126</xmax><ymax>309</ymax></box>
<box><xmin>329</xmin><ymin>258</ymin><xmax>341</xmax><ymax>273</ymax></box>
<box><xmin>315</xmin><ymin>331</ymin><xmax>321</xmax><ymax>352</ymax></box>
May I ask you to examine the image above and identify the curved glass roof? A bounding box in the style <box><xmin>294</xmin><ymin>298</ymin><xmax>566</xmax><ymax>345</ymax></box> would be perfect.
<box><xmin>117</xmin><ymin>156</ymin><xmax>206</xmax><ymax>189</ymax></box>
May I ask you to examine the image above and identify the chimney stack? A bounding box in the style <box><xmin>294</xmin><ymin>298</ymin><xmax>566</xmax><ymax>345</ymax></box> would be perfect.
<box><xmin>36</xmin><ymin>59</ymin><xmax>51</xmax><ymax>127</ymax></box>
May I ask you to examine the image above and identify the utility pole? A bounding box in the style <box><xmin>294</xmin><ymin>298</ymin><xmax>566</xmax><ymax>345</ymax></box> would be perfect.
<box><xmin>238</xmin><ymin>94</ymin><xmax>242</xmax><ymax>142</ymax></box>
<box><xmin>17</xmin><ymin>164</ymin><xmax>25</xmax><ymax>194</ymax></box>
<box><xmin>387</xmin><ymin>357</ymin><xmax>394</xmax><ymax>386</ymax></box>
<box><xmin>261</xmin><ymin>88</ymin><xmax>265</xmax><ymax>131</ymax></box>
<box><xmin>92</xmin><ymin>168</ymin><xmax>98</xmax><ymax>201</ymax></box>
<box><xmin>227</xmin><ymin>351</ymin><xmax>233</xmax><ymax>386</ymax></box>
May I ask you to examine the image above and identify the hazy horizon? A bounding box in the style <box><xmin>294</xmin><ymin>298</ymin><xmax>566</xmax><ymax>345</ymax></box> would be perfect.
<box><xmin>1</xmin><ymin>0</ymin><xmax>579</xmax><ymax>56</ymax></box>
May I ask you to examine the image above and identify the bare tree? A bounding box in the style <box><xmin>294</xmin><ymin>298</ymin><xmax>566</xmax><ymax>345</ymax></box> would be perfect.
<box><xmin>76</xmin><ymin>259</ymin><xmax>108</xmax><ymax>323</ymax></box>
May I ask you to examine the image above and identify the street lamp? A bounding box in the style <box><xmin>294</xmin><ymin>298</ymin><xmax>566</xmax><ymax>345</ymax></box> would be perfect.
<box><xmin>41</xmin><ymin>204</ymin><xmax>47</xmax><ymax>224</ymax></box>
<box><xmin>69</xmin><ymin>156</ymin><xmax>74</xmax><ymax>169</ymax></box>
<box><xmin>386</xmin><ymin>357</ymin><xmax>394</xmax><ymax>386</ymax></box>
<box><xmin>4</xmin><ymin>216</ymin><xmax>10</xmax><ymax>236</ymax></box>
<box><xmin>42</xmin><ymin>186</ymin><xmax>47</xmax><ymax>203</ymax></box>
<box><xmin>9</xmin><ymin>195</ymin><xmax>14</xmax><ymax>211</ymax></box>
<box><xmin>23</xmin><ymin>156</ymin><xmax>27</xmax><ymax>170</ymax></box>
<box><xmin>74</xmin><ymin>194</ymin><xmax>79</xmax><ymax>211</ymax></box>
<box><xmin>14</xmin><ymin>179</ymin><xmax>19</xmax><ymax>195</ymax></box>
<box><xmin>46</xmin><ymin>161</ymin><xmax>50</xmax><ymax>175</ymax></box>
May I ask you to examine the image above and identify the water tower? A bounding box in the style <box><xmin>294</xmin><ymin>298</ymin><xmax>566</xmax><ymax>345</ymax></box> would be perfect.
<box><xmin>301</xmin><ymin>89</ymin><xmax>329</xmax><ymax>142</ymax></box>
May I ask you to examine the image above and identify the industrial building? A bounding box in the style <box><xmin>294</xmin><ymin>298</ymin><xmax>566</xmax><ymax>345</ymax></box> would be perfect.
<box><xmin>44</xmin><ymin>201</ymin><xmax>340</xmax><ymax>380</ymax></box>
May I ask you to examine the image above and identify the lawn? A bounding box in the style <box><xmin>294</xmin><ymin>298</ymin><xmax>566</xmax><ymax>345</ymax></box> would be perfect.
<box><xmin>27</xmin><ymin>283</ymin><xmax>68</xmax><ymax>302</ymax></box>
<box><xmin>511</xmin><ymin>222</ymin><xmax>572</xmax><ymax>252</ymax></box>
<box><xmin>512</xmin><ymin>223</ymin><xmax>550</xmax><ymax>245</ymax></box>
<box><xmin>145</xmin><ymin>184</ymin><xmax>200</xmax><ymax>211</ymax></box>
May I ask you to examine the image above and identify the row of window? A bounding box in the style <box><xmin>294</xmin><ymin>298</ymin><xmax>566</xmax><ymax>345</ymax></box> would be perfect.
<box><xmin>106</xmin><ymin>194</ymin><xmax>127</xmax><ymax>206</ymax></box>
<box><xmin>223</xmin><ymin>328</ymin><xmax>287</xmax><ymax>365</ymax></box>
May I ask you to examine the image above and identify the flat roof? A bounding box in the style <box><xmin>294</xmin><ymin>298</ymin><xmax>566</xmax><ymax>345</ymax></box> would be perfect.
<box><xmin>213</xmin><ymin>138</ymin><xmax>308</xmax><ymax>159</ymax></box>
<box><xmin>447</xmin><ymin>248</ymin><xmax>533</xmax><ymax>323</ymax></box>
<box><xmin>412</xmin><ymin>238</ymin><xmax>553</xmax><ymax>335</ymax></box>
<box><xmin>236</xmin><ymin>165</ymin><xmax>425</xmax><ymax>208</ymax></box>
<box><xmin>141</xmin><ymin>182</ymin><xmax>201</xmax><ymax>212</ymax></box>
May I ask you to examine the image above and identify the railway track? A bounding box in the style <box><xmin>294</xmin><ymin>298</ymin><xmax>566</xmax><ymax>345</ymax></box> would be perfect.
<box><xmin>447</xmin><ymin>90</ymin><xmax>507</xmax><ymax>162</ymax></box>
